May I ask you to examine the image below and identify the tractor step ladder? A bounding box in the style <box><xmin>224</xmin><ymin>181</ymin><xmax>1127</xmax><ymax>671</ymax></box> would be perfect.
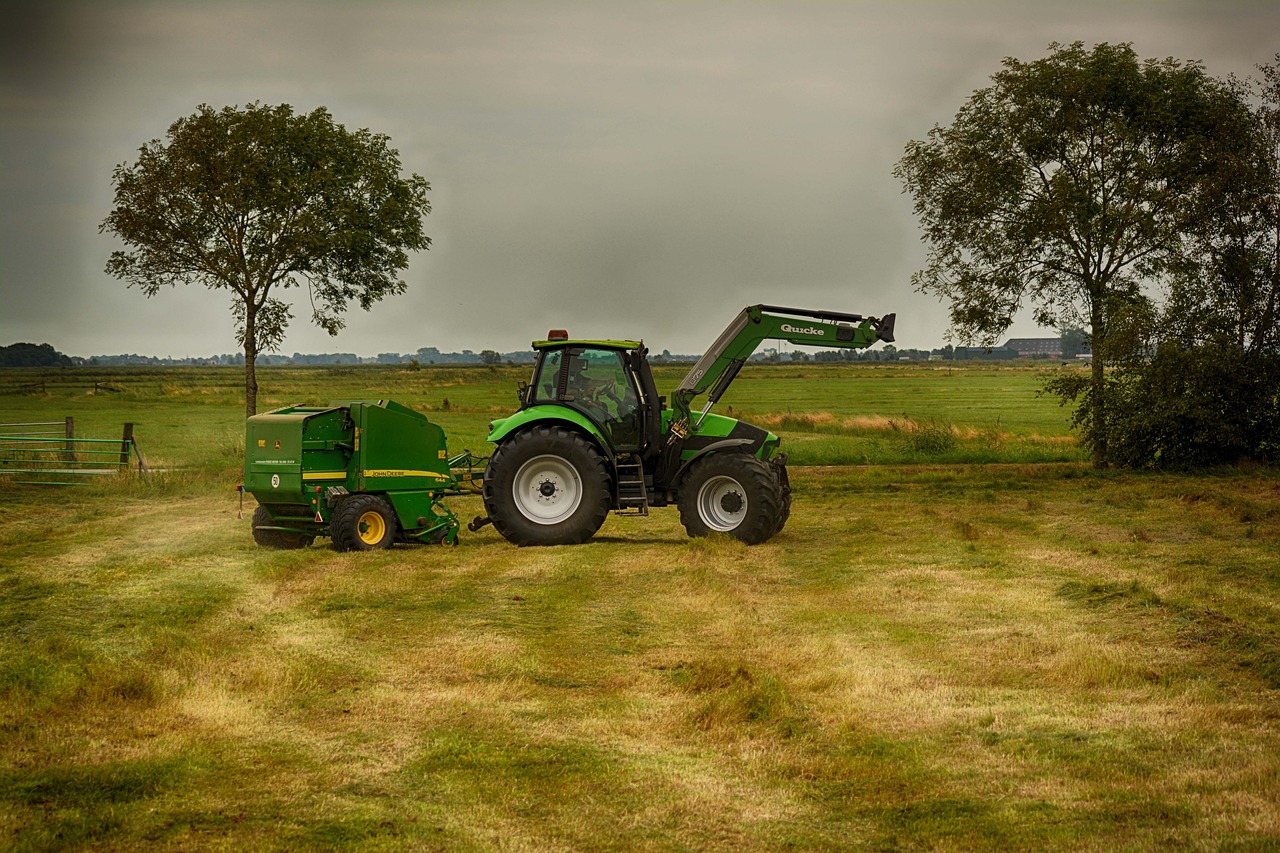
<box><xmin>614</xmin><ymin>460</ymin><xmax>649</xmax><ymax>516</ymax></box>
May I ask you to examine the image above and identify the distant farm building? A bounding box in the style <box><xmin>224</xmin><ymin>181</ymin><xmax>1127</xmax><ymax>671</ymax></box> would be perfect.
<box><xmin>953</xmin><ymin>346</ymin><xmax>1019</xmax><ymax>360</ymax></box>
<box><xmin>1002</xmin><ymin>338</ymin><xmax>1063</xmax><ymax>358</ymax></box>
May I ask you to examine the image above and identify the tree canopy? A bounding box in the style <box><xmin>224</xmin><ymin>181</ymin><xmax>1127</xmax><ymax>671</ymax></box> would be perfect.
<box><xmin>895</xmin><ymin>42</ymin><xmax>1259</xmax><ymax>465</ymax></box>
<box><xmin>0</xmin><ymin>343</ymin><xmax>73</xmax><ymax>368</ymax></box>
<box><xmin>101</xmin><ymin>103</ymin><xmax>431</xmax><ymax>415</ymax></box>
<box><xmin>1085</xmin><ymin>55</ymin><xmax>1280</xmax><ymax>468</ymax></box>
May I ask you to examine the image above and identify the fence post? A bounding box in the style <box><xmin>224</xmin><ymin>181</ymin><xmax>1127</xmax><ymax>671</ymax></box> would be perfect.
<box><xmin>64</xmin><ymin>416</ymin><xmax>75</xmax><ymax>463</ymax></box>
<box><xmin>120</xmin><ymin>423</ymin><xmax>134</xmax><ymax>468</ymax></box>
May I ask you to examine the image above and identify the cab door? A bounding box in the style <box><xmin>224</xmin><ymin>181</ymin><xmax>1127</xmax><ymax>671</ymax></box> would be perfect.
<box><xmin>560</xmin><ymin>347</ymin><xmax>643</xmax><ymax>452</ymax></box>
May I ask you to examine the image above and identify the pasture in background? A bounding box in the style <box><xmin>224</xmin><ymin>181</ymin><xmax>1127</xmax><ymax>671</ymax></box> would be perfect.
<box><xmin>0</xmin><ymin>362</ymin><xmax>1088</xmax><ymax>475</ymax></box>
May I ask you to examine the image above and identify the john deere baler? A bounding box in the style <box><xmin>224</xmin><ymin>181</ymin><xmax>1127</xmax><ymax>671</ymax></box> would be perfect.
<box><xmin>245</xmin><ymin>400</ymin><xmax>476</xmax><ymax>549</ymax></box>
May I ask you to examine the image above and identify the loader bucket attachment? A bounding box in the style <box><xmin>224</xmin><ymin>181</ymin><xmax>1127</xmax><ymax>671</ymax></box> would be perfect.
<box><xmin>877</xmin><ymin>313</ymin><xmax>896</xmax><ymax>344</ymax></box>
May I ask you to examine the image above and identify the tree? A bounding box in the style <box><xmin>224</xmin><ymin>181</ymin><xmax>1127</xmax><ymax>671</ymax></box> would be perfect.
<box><xmin>0</xmin><ymin>342</ymin><xmax>73</xmax><ymax>368</ymax></box>
<box><xmin>1173</xmin><ymin>55</ymin><xmax>1280</xmax><ymax>357</ymax></box>
<box><xmin>1092</xmin><ymin>55</ymin><xmax>1280</xmax><ymax>468</ymax></box>
<box><xmin>1097</xmin><ymin>340</ymin><xmax>1280</xmax><ymax>468</ymax></box>
<box><xmin>895</xmin><ymin>42</ymin><xmax>1249</xmax><ymax>465</ymax></box>
<box><xmin>101</xmin><ymin>103</ymin><xmax>431</xmax><ymax>416</ymax></box>
<box><xmin>1059</xmin><ymin>327</ymin><xmax>1091</xmax><ymax>360</ymax></box>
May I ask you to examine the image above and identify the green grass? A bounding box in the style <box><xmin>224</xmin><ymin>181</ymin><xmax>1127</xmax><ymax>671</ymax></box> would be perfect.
<box><xmin>1</xmin><ymin>361</ymin><xmax>1085</xmax><ymax>469</ymax></box>
<box><xmin>1</xmin><ymin>364</ymin><xmax>1277</xmax><ymax>849</ymax></box>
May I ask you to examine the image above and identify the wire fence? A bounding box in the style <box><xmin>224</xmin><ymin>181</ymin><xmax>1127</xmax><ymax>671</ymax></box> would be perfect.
<box><xmin>1</xmin><ymin>381</ymin><xmax>124</xmax><ymax>395</ymax></box>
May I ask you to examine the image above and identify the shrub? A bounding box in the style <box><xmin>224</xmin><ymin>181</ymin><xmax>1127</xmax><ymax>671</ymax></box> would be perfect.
<box><xmin>1049</xmin><ymin>342</ymin><xmax>1280</xmax><ymax>468</ymax></box>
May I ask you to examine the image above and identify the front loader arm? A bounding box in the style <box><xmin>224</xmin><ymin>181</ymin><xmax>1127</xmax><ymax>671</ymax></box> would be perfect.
<box><xmin>670</xmin><ymin>304</ymin><xmax>895</xmax><ymax>428</ymax></box>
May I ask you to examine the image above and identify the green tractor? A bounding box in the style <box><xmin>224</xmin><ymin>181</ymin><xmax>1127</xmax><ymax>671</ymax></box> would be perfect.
<box><xmin>474</xmin><ymin>304</ymin><xmax>894</xmax><ymax>546</ymax></box>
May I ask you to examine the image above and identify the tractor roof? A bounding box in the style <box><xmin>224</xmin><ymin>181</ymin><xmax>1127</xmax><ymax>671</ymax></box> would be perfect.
<box><xmin>531</xmin><ymin>339</ymin><xmax>643</xmax><ymax>351</ymax></box>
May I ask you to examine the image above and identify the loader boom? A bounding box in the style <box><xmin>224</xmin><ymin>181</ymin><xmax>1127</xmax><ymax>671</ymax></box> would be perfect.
<box><xmin>671</xmin><ymin>304</ymin><xmax>895</xmax><ymax>427</ymax></box>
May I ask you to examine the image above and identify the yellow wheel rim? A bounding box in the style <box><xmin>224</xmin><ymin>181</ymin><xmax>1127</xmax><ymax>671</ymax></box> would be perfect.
<box><xmin>357</xmin><ymin>510</ymin><xmax>386</xmax><ymax>545</ymax></box>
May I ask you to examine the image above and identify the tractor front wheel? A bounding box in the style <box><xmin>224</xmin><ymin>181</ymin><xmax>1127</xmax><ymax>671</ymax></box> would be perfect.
<box><xmin>678</xmin><ymin>452</ymin><xmax>783</xmax><ymax>545</ymax></box>
<box><xmin>332</xmin><ymin>494</ymin><xmax>398</xmax><ymax>551</ymax></box>
<box><xmin>770</xmin><ymin>459</ymin><xmax>792</xmax><ymax>538</ymax></box>
<box><xmin>483</xmin><ymin>425</ymin><xmax>611</xmax><ymax>546</ymax></box>
<box><xmin>251</xmin><ymin>505</ymin><xmax>315</xmax><ymax>549</ymax></box>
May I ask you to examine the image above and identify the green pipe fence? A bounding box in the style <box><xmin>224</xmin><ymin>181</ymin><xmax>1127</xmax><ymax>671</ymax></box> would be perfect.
<box><xmin>0</xmin><ymin>420</ymin><xmax>145</xmax><ymax>485</ymax></box>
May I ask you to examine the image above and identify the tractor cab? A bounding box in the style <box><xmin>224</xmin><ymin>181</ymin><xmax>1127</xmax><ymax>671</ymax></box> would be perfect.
<box><xmin>519</xmin><ymin>333</ymin><xmax>663</xmax><ymax>457</ymax></box>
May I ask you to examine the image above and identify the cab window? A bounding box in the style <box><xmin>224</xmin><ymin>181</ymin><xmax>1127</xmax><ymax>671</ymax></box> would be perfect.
<box><xmin>532</xmin><ymin>350</ymin><xmax>562</xmax><ymax>402</ymax></box>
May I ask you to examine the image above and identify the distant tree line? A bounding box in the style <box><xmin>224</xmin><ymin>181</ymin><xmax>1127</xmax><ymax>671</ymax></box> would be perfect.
<box><xmin>4</xmin><ymin>334</ymin><xmax>1093</xmax><ymax>369</ymax></box>
<box><xmin>0</xmin><ymin>344</ymin><xmax>542</xmax><ymax>367</ymax></box>
<box><xmin>0</xmin><ymin>343</ymin><xmax>75</xmax><ymax>368</ymax></box>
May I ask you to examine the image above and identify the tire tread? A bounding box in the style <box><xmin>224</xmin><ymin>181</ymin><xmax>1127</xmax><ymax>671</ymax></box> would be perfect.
<box><xmin>678</xmin><ymin>452</ymin><xmax>782</xmax><ymax>545</ymax></box>
<box><xmin>483</xmin><ymin>425</ymin><xmax>611</xmax><ymax>546</ymax></box>
<box><xmin>332</xmin><ymin>493</ymin><xmax>398</xmax><ymax>551</ymax></box>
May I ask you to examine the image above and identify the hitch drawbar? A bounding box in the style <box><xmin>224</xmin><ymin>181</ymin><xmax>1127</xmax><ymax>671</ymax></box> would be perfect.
<box><xmin>468</xmin><ymin>515</ymin><xmax>493</xmax><ymax>532</ymax></box>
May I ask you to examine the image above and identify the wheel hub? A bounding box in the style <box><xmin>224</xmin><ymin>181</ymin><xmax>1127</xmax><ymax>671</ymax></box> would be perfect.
<box><xmin>720</xmin><ymin>491</ymin><xmax>743</xmax><ymax>513</ymax></box>
<box><xmin>358</xmin><ymin>510</ymin><xmax>386</xmax><ymax>545</ymax></box>
<box><xmin>697</xmin><ymin>475</ymin><xmax>748</xmax><ymax>531</ymax></box>
<box><xmin>513</xmin><ymin>454</ymin><xmax>583</xmax><ymax>524</ymax></box>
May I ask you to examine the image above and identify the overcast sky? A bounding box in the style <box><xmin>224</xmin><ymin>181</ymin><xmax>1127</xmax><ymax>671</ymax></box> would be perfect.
<box><xmin>2</xmin><ymin>1</ymin><xmax>1277</xmax><ymax>358</ymax></box>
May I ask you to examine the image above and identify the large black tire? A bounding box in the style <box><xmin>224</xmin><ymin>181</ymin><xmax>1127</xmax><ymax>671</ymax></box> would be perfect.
<box><xmin>678</xmin><ymin>452</ymin><xmax>783</xmax><ymax>545</ymax></box>
<box><xmin>251</xmin><ymin>505</ymin><xmax>315</xmax><ymax>549</ymax></box>
<box><xmin>331</xmin><ymin>494</ymin><xmax>398</xmax><ymax>552</ymax></box>
<box><xmin>483</xmin><ymin>425</ymin><xmax>611</xmax><ymax>546</ymax></box>
<box><xmin>770</xmin><ymin>461</ymin><xmax>792</xmax><ymax>537</ymax></box>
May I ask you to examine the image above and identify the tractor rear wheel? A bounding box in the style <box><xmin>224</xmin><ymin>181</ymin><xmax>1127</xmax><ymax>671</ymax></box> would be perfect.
<box><xmin>251</xmin><ymin>505</ymin><xmax>315</xmax><ymax>549</ymax></box>
<box><xmin>332</xmin><ymin>494</ymin><xmax>398</xmax><ymax>551</ymax></box>
<box><xmin>484</xmin><ymin>425</ymin><xmax>611</xmax><ymax>546</ymax></box>
<box><xmin>678</xmin><ymin>452</ymin><xmax>783</xmax><ymax>545</ymax></box>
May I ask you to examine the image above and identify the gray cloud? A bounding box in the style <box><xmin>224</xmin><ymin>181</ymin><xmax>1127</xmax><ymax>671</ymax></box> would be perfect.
<box><xmin>2</xmin><ymin>0</ymin><xmax>1277</xmax><ymax>357</ymax></box>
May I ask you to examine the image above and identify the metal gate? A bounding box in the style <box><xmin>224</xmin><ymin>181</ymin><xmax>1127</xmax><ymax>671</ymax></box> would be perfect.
<box><xmin>0</xmin><ymin>418</ymin><xmax>145</xmax><ymax>485</ymax></box>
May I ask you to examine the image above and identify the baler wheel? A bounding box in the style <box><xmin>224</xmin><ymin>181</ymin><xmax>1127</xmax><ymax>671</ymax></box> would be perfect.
<box><xmin>678</xmin><ymin>452</ymin><xmax>783</xmax><ymax>545</ymax></box>
<box><xmin>332</xmin><ymin>494</ymin><xmax>398</xmax><ymax>551</ymax></box>
<box><xmin>251</xmin><ymin>505</ymin><xmax>315</xmax><ymax>549</ymax></box>
<box><xmin>483</xmin><ymin>425</ymin><xmax>611</xmax><ymax>546</ymax></box>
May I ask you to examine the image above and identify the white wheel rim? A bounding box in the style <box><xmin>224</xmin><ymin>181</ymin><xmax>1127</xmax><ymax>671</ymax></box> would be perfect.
<box><xmin>513</xmin><ymin>454</ymin><xmax>583</xmax><ymax>524</ymax></box>
<box><xmin>697</xmin><ymin>475</ymin><xmax>746</xmax><ymax>531</ymax></box>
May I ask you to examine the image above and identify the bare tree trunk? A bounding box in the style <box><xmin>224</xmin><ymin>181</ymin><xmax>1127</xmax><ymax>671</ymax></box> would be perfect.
<box><xmin>244</xmin><ymin>304</ymin><xmax>258</xmax><ymax>418</ymax></box>
<box><xmin>1089</xmin><ymin>299</ymin><xmax>1107</xmax><ymax>468</ymax></box>
<box><xmin>245</xmin><ymin>349</ymin><xmax>258</xmax><ymax>418</ymax></box>
<box><xmin>1090</xmin><ymin>351</ymin><xmax>1106</xmax><ymax>467</ymax></box>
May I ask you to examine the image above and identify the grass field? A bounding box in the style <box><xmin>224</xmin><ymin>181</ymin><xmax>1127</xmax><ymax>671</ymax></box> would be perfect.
<box><xmin>2</xmin><ymin>364</ymin><xmax>1278</xmax><ymax>850</ymax></box>
<box><xmin>0</xmin><ymin>361</ymin><xmax>1086</xmax><ymax>469</ymax></box>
